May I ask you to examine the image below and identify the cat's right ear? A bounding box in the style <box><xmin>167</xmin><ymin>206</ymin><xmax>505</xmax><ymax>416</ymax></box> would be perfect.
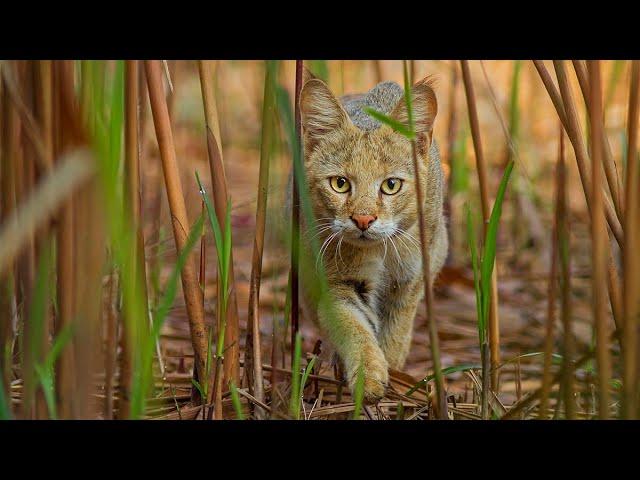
<box><xmin>299</xmin><ymin>75</ymin><xmax>350</xmax><ymax>151</ymax></box>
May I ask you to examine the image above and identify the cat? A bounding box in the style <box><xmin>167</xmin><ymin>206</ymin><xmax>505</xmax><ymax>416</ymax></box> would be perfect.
<box><xmin>297</xmin><ymin>69</ymin><xmax>448</xmax><ymax>403</ymax></box>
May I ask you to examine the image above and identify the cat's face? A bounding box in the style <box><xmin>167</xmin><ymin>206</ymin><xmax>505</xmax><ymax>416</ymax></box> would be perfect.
<box><xmin>300</xmin><ymin>72</ymin><xmax>437</xmax><ymax>248</ymax></box>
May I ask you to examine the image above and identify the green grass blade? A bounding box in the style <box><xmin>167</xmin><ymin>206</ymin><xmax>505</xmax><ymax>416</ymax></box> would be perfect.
<box><xmin>191</xmin><ymin>379</ymin><xmax>205</xmax><ymax>400</ymax></box>
<box><xmin>508</xmin><ymin>61</ymin><xmax>522</xmax><ymax>147</ymax></box>
<box><xmin>299</xmin><ymin>356</ymin><xmax>317</xmax><ymax>398</ymax></box>
<box><xmin>0</xmin><ymin>376</ymin><xmax>11</xmax><ymax>420</ymax></box>
<box><xmin>34</xmin><ymin>365</ymin><xmax>56</xmax><ymax>420</ymax></box>
<box><xmin>223</xmin><ymin>201</ymin><xmax>232</xmax><ymax>304</ymax></box>
<box><xmin>466</xmin><ymin>204</ymin><xmax>484</xmax><ymax>344</ymax></box>
<box><xmin>289</xmin><ymin>332</ymin><xmax>302</xmax><ymax>419</ymax></box>
<box><xmin>352</xmin><ymin>362</ymin><xmax>365</xmax><ymax>420</ymax></box>
<box><xmin>195</xmin><ymin>171</ymin><xmax>224</xmax><ymax>273</ymax></box>
<box><xmin>362</xmin><ymin>107</ymin><xmax>415</xmax><ymax>139</ymax></box>
<box><xmin>229</xmin><ymin>380</ymin><xmax>245</xmax><ymax>420</ymax></box>
<box><xmin>479</xmin><ymin>160</ymin><xmax>515</xmax><ymax>323</ymax></box>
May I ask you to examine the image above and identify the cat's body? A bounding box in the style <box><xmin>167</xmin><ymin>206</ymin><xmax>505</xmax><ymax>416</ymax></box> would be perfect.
<box><xmin>297</xmin><ymin>72</ymin><xmax>448</xmax><ymax>402</ymax></box>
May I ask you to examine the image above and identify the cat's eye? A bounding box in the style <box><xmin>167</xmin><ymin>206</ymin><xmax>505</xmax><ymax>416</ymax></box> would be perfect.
<box><xmin>330</xmin><ymin>176</ymin><xmax>351</xmax><ymax>193</ymax></box>
<box><xmin>381</xmin><ymin>178</ymin><xmax>403</xmax><ymax>195</ymax></box>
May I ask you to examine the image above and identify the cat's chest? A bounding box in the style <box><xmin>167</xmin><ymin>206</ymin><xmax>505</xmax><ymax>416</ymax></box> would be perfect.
<box><xmin>345</xmin><ymin>251</ymin><xmax>420</xmax><ymax>297</ymax></box>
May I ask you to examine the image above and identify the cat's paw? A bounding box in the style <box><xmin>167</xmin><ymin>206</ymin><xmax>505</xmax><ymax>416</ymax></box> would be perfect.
<box><xmin>349</xmin><ymin>352</ymin><xmax>389</xmax><ymax>404</ymax></box>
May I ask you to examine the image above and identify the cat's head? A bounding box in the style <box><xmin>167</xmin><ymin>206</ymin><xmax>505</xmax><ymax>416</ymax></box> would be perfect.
<box><xmin>300</xmin><ymin>70</ymin><xmax>437</xmax><ymax>248</ymax></box>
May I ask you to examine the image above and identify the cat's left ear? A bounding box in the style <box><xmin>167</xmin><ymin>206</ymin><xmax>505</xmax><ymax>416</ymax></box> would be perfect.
<box><xmin>299</xmin><ymin>72</ymin><xmax>351</xmax><ymax>152</ymax></box>
<box><xmin>390</xmin><ymin>77</ymin><xmax>437</xmax><ymax>150</ymax></box>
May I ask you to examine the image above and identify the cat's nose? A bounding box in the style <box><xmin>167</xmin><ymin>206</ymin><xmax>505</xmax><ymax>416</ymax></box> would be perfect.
<box><xmin>351</xmin><ymin>214</ymin><xmax>377</xmax><ymax>231</ymax></box>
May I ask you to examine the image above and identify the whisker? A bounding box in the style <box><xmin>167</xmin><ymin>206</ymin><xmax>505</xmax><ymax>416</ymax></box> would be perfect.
<box><xmin>382</xmin><ymin>237</ymin><xmax>388</xmax><ymax>264</ymax></box>
<box><xmin>306</xmin><ymin>225</ymin><xmax>335</xmax><ymax>241</ymax></box>
<box><xmin>315</xmin><ymin>231</ymin><xmax>339</xmax><ymax>272</ymax></box>
<box><xmin>388</xmin><ymin>235</ymin><xmax>401</xmax><ymax>265</ymax></box>
<box><xmin>337</xmin><ymin>235</ymin><xmax>346</xmax><ymax>269</ymax></box>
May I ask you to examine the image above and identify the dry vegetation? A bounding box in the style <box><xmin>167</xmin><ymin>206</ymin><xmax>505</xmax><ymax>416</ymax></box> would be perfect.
<box><xmin>0</xmin><ymin>59</ymin><xmax>638</xmax><ymax>420</ymax></box>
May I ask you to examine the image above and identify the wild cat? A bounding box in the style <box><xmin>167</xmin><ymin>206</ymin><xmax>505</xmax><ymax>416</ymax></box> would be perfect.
<box><xmin>297</xmin><ymin>70</ymin><xmax>448</xmax><ymax>402</ymax></box>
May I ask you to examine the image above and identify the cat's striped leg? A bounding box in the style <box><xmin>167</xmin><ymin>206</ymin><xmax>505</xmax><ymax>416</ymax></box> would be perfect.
<box><xmin>317</xmin><ymin>286</ymin><xmax>388</xmax><ymax>403</ymax></box>
<box><xmin>378</xmin><ymin>279</ymin><xmax>422</xmax><ymax>370</ymax></box>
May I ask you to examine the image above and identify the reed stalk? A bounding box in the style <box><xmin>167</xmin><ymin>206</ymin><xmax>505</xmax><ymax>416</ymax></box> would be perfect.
<box><xmin>245</xmin><ymin>61</ymin><xmax>277</xmax><ymax>417</ymax></box>
<box><xmin>144</xmin><ymin>60</ymin><xmax>208</xmax><ymax>393</ymax></box>
<box><xmin>556</xmin><ymin>123</ymin><xmax>575</xmax><ymax>419</ymax></box>
<box><xmin>571</xmin><ymin>60</ymin><xmax>623</xmax><ymax>220</ymax></box>
<box><xmin>538</xmin><ymin>124</ymin><xmax>563</xmax><ymax>419</ymax></box>
<box><xmin>73</xmin><ymin>163</ymin><xmax>104</xmax><ymax>419</ymax></box>
<box><xmin>197</xmin><ymin>60</ymin><xmax>241</xmax><ymax>386</ymax></box>
<box><xmin>563</xmin><ymin>62</ymin><xmax>624</xmax><ymax>334</ymax></box>
<box><xmin>290</xmin><ymin>60</ymin><xmax>303</xmax><ymax>358</ymax></box>
<box><xmin>0</xmin><ymin>69</ymin><xmax>18</xmax><ymax>407</ymax></box>
<box><xmin>587</xmin><ymin>60</ymin><xmax>611</xmax><ymax>419</ymax></box>
<box><xmin>533</xmin><ymin>60</ymin><xmax>623</xmax><ymax>248</ymax></box>
<box><xmin>400</xmin><ymin>61</ymin><xmax>448</xmax><ymax>419</ymax></box>
<box><xmin>53</xmin><ymin>60</ymin><xmax>85</xmax><ymax>419</ymax></box>
<box><xmin>622</xmin><ymin>60</ymin><xmax>640</xmax><ymax>419</ymax></box>
<box><xmin>117</xmin><ymin>59</ymin><xmax>150</xmax><ymax>418</ymax></box>
<box><xmin>460</xmin><ymin>60</ymin><xmax>501</xmax><ymax>391</ymax></box>
<box><xmin>104</xmin><ymin>269</ymin><xmax>118</xmax><ymax>419</ymax></box>
<box><xmin>444</xmin><ymin>61</ymin><xmax>458</xmax><ymax>263</ymax></box>
<box><xmin>32</xmin><ymin>59</ymin><xmax>53</xmax><ymax>419</ymax></box>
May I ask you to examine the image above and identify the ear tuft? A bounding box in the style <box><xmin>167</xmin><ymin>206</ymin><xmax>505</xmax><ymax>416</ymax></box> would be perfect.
<box><xmin>303</xmin><ymin>67</ymin><xmax>317</xmax><ymax>84</ymax></box>
<box><xmin>390</xmin><ymin>75</ymin><xmax>438</xmax><ymax>134</ymax></box>
<box><xmin>299</xmin><ymin>77</ymin><xmax>350</xmax><ymax>149</ymax></box>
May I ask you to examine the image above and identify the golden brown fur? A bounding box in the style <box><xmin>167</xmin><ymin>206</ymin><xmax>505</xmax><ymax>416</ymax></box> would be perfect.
<box><xmin>298</xmin><ymin>71</ymin><xmax>448</xmax><ymax>402</ymax></box>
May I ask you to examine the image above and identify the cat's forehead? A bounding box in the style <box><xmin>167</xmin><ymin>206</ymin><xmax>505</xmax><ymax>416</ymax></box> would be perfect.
<box><xmin>313</xmin><ymin>128</ymin><xmax>412</xmax><ymax>174</ymax></box>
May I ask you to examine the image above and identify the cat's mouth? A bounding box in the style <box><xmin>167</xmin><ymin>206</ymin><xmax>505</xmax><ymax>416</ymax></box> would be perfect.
<box><xmin>354</xmin><ymin>231</ymin><xmax>379</xmax><ymax>243</ymax></box>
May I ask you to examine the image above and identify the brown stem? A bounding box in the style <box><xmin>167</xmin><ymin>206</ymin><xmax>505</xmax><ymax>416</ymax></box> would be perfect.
<box><xmin>533</xmin><ymin>60</ymin><xmax>624</xmax><ymax>248</ymax></box>
<box><xmin>623</xmin><ymin>60</ymin><xmax>640</xmax><ymax>419</ymax></box>
<box><xmin>538</xmin><ymin>124</ymin><xmax>563</xmax><ymax>419</ymax></box>
<box><xmin>587</xmin><ymin>60</ymin><xmax>611</xmax><ymax>419</ymax></box>
<box><xmin>444</xmin><ymin>61</ymin><xmax>458</xmax><ymax>266</ymax></box>
<box><xmin>291</xmin><ymin>60</ymin><xmax>303</xmax><ymax>359</ymax></box>
<box><xmin>571</xmin><ymin>60</ymin><xmax>624</xmax><ymax>220</ymax></box>
<box><xmin>556</xmin><ymin>119</ymin><xmax>575</xmax><ymax>420</ymax></box>
<box><xmin>404</xmin><ymin>61</ymin><xmax>448</xmax><ymax>420</ymax></box>
<box><xmin>0</xmin><ymin>68</ymin><xmax>18</xmax><ymax>407</ymax></box>
<box><xmin>32</xmin><ymin>60</ymin><xmax>53</xmax><ymax>419</ymax></box>
<box><xmin>104</xmin><ymin>269</ymin><xmax>118</xmax><ymax>420</ymax></box>
<box><xmin>245</xmin><ymin>62</ymin><xmax>276</xmax><ymax>418</ymax></box>
<box><xmin>144</xmin><ymin>60</ymin><xmax>208</xmax><ymax>391</ymax></box>
<box><xmin>460</xmin><ymin>60</ymin><xmax>501</xmax><ymax>392</ymax></box>
<box><xmin>198</xmin><ymin>60</ymin><xmax>241</xmax><ymax>386</ymax></box>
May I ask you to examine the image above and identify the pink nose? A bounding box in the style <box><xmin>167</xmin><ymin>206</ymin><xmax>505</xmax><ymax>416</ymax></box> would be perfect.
<box><xmin>351</xmin><ymin>214</ymin><xmax>377</xmax><ymax>231</ymax></box>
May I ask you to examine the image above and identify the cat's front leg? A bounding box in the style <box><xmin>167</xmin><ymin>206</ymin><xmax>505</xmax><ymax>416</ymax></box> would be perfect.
<box><xmin>378</xmin><ymin>279</ymin><xmax>423</xmax><ymax>370</ymax></box>
<box><xmin>317</xmin><ymin>286</ymin><xmax>388</xmax><ymax>403</ymax></box>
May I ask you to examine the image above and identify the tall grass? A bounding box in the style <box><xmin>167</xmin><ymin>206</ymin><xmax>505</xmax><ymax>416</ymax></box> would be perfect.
<box><xmin>622</xmin><ymin>60</ymin><xmax>640</xmax><ymax>419</ymax></box>
<box><xmin>466</xmin><ymin>161</ymin><xmax>514</xmax><ymax>418</ymax></box>
<box><xmin>196</xmin><ymin>172</ymin><xmax>232</xmax><ymax>419</ymax></box>
<box><xmin>198</xmin><ymin>60</ymin><xmax>241</xmax><ymax>386</ymax></box>
<box><xmin>245</xmin><ymin>60</ymin><xmax>278</xmax><ymax>416</ymax></box>
<box><xmin>145</xmin><ymin>60</ymin><xmax>209</xmax><ymax>408</ymax></box>
<box><xmin>587</xmin><ymin>61</ymin><xmax>612</xmax><ymax>419</ymax></box>
<box><xmin>460</xmin><ymin>60</ymin><xmax>501</xmax><ymax>391</ymax></box>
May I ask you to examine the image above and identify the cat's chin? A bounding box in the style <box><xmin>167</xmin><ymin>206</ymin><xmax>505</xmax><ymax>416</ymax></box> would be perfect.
<box><xmin>343</xmin><ymin>233</ymin><xmax>383</xmax><ymax>248</ymax></box>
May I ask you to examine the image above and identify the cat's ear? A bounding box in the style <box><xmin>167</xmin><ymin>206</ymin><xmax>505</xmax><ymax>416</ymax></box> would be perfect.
<box><xmin>300</xmin><ymin>73</ymin><xmax>350</xmax><ymax>151</ymax></box>
<box><xmin>390</xmin><ymin>77</ymin><xmax>437</xmax><ymax>149</ymax></box>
